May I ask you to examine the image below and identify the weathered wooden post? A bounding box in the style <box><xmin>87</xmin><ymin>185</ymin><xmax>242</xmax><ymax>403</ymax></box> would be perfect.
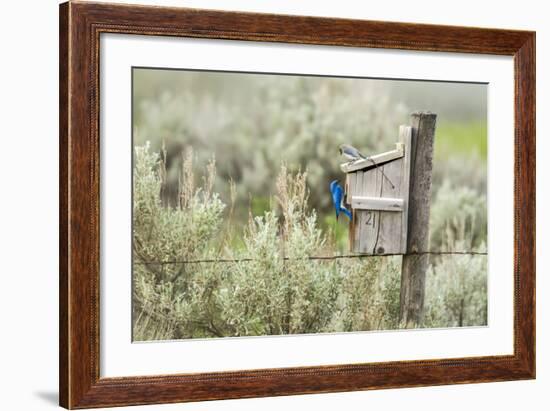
<box><xmin>399</xmin><ymin>111</ymin><xmax>437</xmax><ymax>327</ymax></box>
<box><xmin>340</xmin><ymin>111</ymin><xmax>437</xmax><ymax>327</ymax></box>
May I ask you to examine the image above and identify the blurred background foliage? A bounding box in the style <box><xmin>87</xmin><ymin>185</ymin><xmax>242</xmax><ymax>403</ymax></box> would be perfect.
<box><xmin>132</xmin><ymin>69</ymin><xmax>487</xmax><ymax>340</ymax></box>
<box><xmin>133</xmin><ymin>69</ymin><xmax>487</xmax><ymax>250</ymax></box>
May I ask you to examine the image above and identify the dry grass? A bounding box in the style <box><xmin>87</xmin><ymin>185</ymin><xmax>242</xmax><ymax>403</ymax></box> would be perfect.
<box><xmin>133</xmin><ymin>145</ymin><xmax>487</xmax><ymax>341</ymax></box>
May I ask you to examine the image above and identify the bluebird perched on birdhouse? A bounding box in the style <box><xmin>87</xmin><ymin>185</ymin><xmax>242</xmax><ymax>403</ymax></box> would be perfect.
<box><xmin>339</xmin><ymin>143</ymin><xmax>395</xmax><ymax>189</ymax></box>
<box><xmin>339</xmin><ymin>144</ymin><xmax>366</xmax><ymax>162</ymax></box>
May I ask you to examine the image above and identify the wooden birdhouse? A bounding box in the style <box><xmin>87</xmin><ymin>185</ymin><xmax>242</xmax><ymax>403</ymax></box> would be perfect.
<box><xmin>341</xmin><ymin>125</ymin><xmax>413</xmax><ymax>255</ymax></box>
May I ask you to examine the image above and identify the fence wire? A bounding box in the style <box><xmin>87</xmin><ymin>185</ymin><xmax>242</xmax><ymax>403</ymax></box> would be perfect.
<box><xmin>134</xmin><ymin>250</ymin><xmax>487</xmax><ymax>266</ymax></box>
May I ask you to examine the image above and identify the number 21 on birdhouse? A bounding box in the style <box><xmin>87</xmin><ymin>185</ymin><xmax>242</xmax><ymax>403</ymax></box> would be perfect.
<box><xmin>341</xmin><ymin>125</ymin><xmax>413</xmax><ymax>255</ymax></box>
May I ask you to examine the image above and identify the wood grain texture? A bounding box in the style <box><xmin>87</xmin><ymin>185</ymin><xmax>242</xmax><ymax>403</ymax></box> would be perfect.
<box><xmin>353</xmin><ymin>172</ymin><xmax>366</xmax><ymax>251</ymax></box>
<box><xmin>351</xmin><ymin>197</ymin><xmax>404</xmax><ymax>211</ymax></box>
<box><xmin>399</xmin><ymin>126</ymin><xmax>413</xmax><ymax>254</ymax></box>
<box><xmin>351</xmin><ymin>158</ymin><xmax>405</xmax><ymax>255</ymax></box>
<box><xmin>400</xmin><ymin>112</ymin><xmax>437</xmax><ymax>326</ymax></box>
<box><xmin>59</xmin><ymin>2</ymin><xmax>69</xmax><ymax>407</ymax></box>
<box><xmin>344</xmin><ymin>137</ymin><xmax>409</xmax><ymax>255</ymax></box>
<box><xmin>348</xmin><ymin>128</ymin><xmax>412</xmax><ymax>254</ymax></box>
<box><xmin>340</xmin><ymin>144</ymin><xmax>404</xmax><ymax>173</ymax></box>
<box><xmin>359</xmin><ymin>167</ymin><xmax>379</xmax><ymax>253</ymax></box>
<box><xmin>376</xmin><ymin>155</ymin><xmax>405</xmax><ymax>253</ymax></box>
<box><xmin>513</xmin><ymin>32</ymin><xmax>536</xmax><ymax>377</ymax></box>
<box><xmin>59</xmin><ymin>1</ymin><xmax>536</xmax><ymax>408</ymax></box>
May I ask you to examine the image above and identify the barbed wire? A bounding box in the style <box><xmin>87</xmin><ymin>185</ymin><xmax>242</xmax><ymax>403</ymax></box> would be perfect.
<box><xmin>134</xmin><ymin>250</ymin><xmax>487</xmax><ymax>266</ymax></box>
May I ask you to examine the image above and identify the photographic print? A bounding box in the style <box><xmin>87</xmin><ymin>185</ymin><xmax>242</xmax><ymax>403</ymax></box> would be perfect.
<box><xmin>60</xmin><ymin>5</ymin><xmax>535</xmax><ymax>406</ymax></box>
<box><xmin>131</xmin><ymin>68</ymin><xmax>488</xmax><ymax>342</ymax></box>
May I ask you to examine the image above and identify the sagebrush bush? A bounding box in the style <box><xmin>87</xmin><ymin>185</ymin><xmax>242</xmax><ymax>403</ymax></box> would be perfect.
<box><xmin>333</xmin><ymin>256</ymin><xmax>401</xmax><ymax>332</ymax></box>
<box><xmin>133</xmin><ymin>144</ymin><xmax>227</xmax><ymax>339</ymax></box>
<box><xmin>429</xmin><ymin>180</ymin><xmax>487</xmax><ymax>251</ymax></box>
<box><xmin>133</xmin><ymin>144</ymin><xmax>487</xmax><ymax>341</ymax></box>
<box><xmin>220</xmin><ymin>166</ymin><xmax>342</xmax><ymax>336</ymax></box>
<box><xmin>423</xmin><ymin>204</ymin><xmax>487</xmax><ymax>328</ymax></box>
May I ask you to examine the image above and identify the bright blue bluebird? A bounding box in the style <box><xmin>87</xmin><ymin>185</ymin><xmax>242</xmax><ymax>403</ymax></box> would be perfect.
<box><xmin>330</xmin><ymin>180</ymin><xmax>352</xmax><ymax>221</ymax></box>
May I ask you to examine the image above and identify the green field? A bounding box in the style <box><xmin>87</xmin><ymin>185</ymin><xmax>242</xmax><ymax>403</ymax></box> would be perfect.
<box><xmin>435</xmin><ymin>121</ymin><xmax>487</xmax><ymax>161</ymax></box>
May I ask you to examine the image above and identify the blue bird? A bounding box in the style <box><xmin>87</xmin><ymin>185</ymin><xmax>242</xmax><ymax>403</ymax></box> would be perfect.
<box><xmin>330</xmin><ymin>180</ymin><xmax>352</xmax><ymax>221</ymax></box>
<box><xmin>338</xmin><ymin>144</ymin><xmax>395</xmax><ymax>189</ymax></box>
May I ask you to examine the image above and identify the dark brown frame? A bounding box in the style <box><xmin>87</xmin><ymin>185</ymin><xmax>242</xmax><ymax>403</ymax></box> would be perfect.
<box><xmin>59</xmin><ymin>1</ymin><xmax>535</xmax><ymax>409</ymax></box>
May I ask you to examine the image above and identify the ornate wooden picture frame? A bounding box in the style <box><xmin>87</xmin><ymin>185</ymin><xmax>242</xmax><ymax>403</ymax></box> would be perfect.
<box><xmin>59</xmin><ymin>1</ymin><xmax>535</xmax><ymax>408</ymax></box>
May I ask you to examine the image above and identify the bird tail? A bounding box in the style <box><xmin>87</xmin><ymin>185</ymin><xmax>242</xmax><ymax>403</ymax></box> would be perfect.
<box><xmin>342</xmin><ymin>207</ymin><xmax>352</xmax><ymax>221</ymax></box>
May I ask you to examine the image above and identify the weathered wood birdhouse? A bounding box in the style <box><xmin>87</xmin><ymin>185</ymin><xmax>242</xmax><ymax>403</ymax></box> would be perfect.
<box><xmin>341</xmin><ymin>125</ymin><xmax>413</xmax><ymax>255</ymax></box>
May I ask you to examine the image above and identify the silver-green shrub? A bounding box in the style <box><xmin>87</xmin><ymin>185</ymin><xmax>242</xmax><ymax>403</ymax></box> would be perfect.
<box><xmin>430</xmin><ymin>180</ymin><xmax>487</xmax><ymax>251</ymax></box>
<box><xmin>133</xmin><ymin>144</ymin><xmax>487</xmax><ymax>341</ymax></box>
<box><xmin>133</xmin><ymin>144</ymin><xmax>227</xmax><ymax>339</ymax></box>
<box><xmin>423</xmin><ymin>193</ymin><xmax>488</xmax><ymax>328</ymax></box>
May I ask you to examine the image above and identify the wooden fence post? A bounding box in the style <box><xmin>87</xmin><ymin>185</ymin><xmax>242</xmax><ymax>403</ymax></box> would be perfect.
<box><xmin>399</xmin><ymin>111</ymin><xmax>437</xmax><ymax>327</ymax></box>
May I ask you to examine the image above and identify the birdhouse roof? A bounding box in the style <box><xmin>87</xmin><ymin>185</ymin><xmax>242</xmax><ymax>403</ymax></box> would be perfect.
<box><xmin>340</xmin><ymin>143</ymin><xmax>405</xmax><ymax>173</ymax></box>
